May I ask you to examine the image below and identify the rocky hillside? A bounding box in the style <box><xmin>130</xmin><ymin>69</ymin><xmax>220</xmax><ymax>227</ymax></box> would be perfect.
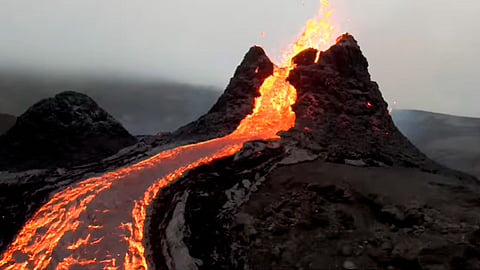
<box><xmin>0</xmin><ymin>113</ymin><xmax>16</xmax><ymax>135</ymax></box>
<box><xmin>0</xmin><ymin>91</ymin><xmax>137</xmax><ymax>171</ymax></box>
<box><xmin>147</xmin><ymin>35</ymin><xmax>479</xmax><ymax>270</ymax></box>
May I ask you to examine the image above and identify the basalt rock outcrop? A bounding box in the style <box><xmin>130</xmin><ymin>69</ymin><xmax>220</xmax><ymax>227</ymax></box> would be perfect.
<box><xmin>170</xmin><ymin>46</ymin><xmax>274</xmax><ymax>143</ymax></box>
<box><xmin>0</xmin><ymin>91</ymin><xmax>137</xmax><ymax>171</ymax></box>
<box><xmin>148</xmin><ymin>34</ymin><xmax>479</xmax><ymax>270</ymax></box>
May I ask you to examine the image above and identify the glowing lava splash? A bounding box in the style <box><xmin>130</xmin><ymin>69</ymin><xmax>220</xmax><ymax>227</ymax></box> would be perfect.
<box><xmin>0</xmin><ymin>1</ymin><xmax>338</xmax><ymax>269</ymax></box>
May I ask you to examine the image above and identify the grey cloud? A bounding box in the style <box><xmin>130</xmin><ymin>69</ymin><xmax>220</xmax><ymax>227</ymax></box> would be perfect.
<box><xmin>0</xmin><ymin>0</ymin><xmax>478</xmax><ymax>117</ymax></box>
<box><xmin>0</xmin><ymin>72</ymin><xmax>219</xmax><ymax>135</ymax></box>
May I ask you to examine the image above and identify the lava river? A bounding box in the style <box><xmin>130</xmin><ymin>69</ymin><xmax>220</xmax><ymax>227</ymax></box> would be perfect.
<box><xmin>0</xmin><ymin>1</ymin><xmax>337</xmax><ymax>269</ymax></box>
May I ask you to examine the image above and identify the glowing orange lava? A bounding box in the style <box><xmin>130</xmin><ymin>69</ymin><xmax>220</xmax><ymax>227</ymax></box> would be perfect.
<box><xmin>0</xmin><ymin>1</ymin><xmax>337</xmax><ymax>269</ymax></box>
<box><xmin>280</xmin><ymin>0</ymin><xmax>335</xmax><ymax>66</ymax></box>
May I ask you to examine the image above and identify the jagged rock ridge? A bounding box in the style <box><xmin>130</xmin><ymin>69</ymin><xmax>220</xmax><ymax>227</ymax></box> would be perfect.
<box><xmin>0</xmin><ymin>91</ymin><xmax>137</xmax><ymax>171</ymax></box>
<box><xmin>170</xmin><ymin>46</ymin><xmax>274</xmax><ymax>143</ymax></box>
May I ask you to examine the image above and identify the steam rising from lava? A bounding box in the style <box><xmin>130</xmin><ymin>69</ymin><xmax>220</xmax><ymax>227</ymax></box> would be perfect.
<box><xmin>0</xmin><ymin>1</ymin><xmax>338</xmax><ymax>269</ymax></box>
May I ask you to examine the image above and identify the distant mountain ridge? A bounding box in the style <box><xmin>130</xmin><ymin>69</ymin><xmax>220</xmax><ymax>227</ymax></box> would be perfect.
<box><xmin>0</xmin><ymin>72</ymin><xmax>220</xmax><ymax>135</ymax></box>
<box><xmin>393</xmin><ymin>109</ymin><xmax>480</xmax><ymax>178</ymax></box>
<box><xmin>0</xmin><ymin>113</ymin><xmax>16</xmax><ymax>135</ymax></box>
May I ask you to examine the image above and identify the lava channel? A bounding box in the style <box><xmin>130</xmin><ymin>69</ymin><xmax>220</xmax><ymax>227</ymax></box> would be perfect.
<box><xmin>0</xmin><ymin>1</ymin><xmax>338</xmax><ymax>269</ymax></box>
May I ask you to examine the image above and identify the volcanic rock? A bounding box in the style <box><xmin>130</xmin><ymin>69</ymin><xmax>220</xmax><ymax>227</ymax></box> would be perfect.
<box><xmin>0</xmin><ymin>113</ymin><xmax>16</xmax><ymax>135</ymax></box>
<box><xmin>286</xmin><ymin>34</ymin><xmax>417</xmax><ymax>165</ymax></box>
<box><xmin>171</xmin><ymin>46</ymin><xmax>274</xmax><ymax>143</ymax></box>
<box><xmin>0</xmin><ymin>91</ymin><xmax>137</xmax><ymax>171</ymax></box>
<box><xmin>292</xmin><ymin>48</ymin><xmax>318</xmax><ymax>66</ymax></box>
<box><xmin>285</xmin><ymin>34</ymin><xmax>474</xmax><ymax>181</ymax></box>
<box><xmin>148</xmin><ymin>34</ymin><xmax>480</xmax><ymax>270</ymax></box>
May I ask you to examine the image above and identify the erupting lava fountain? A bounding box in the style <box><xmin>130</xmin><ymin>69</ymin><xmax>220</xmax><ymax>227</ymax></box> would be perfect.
<box><xmin>0</xmin><ymin>1</ymin><xmax>341</xmax><ymax>269</ymax></box>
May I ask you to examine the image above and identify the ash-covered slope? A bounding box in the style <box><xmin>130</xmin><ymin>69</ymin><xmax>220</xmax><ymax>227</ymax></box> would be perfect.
<box><xmin>0</xmin><ymin>91</ymin><xmax>137</xmax><ymax>171</ymax></box>
<box><xmin>170</xmin><ymin>46</ymin><xmax>274</xmax><ymax>143</ymax></box>
<box><xmin>148</xmin><ymin>35</ymin><xmax>479</xmax><ymax>270</ymax></box>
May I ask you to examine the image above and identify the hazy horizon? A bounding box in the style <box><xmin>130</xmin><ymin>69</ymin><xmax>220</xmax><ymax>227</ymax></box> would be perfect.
<box><xmin>1</xmin><ymin>0</ymin><xmax>479</xmax><ymax>118</ymax></box>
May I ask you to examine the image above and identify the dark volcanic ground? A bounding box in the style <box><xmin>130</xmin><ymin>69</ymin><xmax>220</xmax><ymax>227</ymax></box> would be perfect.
<box><xmin>239</xmin><ymin>160</ymin><xmax>480</xmax><ymax>270</ymax></box>
<box><xmin>148</xmin><ymin>140</ymin><xmax>480</xmax><ymax>270</ymax></box>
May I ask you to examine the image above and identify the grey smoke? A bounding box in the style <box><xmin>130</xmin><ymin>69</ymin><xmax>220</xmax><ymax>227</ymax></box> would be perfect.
<box><xmin>0</xmin><ymin>0</ymin><xmax>478</xmax><ymax>125</ymax></box>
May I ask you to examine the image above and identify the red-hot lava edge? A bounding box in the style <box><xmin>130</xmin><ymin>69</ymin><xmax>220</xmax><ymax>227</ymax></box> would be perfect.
<box><xmin>0</xmin><ymin>1</ymin><xmax>339</xmax><ymax>269</ymax></box>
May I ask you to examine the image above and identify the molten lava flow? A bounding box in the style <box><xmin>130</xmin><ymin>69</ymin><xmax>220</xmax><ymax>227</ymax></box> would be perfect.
<box><xmin>124</xmin><ymin>1</ymin><xmax>337</xmax><ymax>268</ymax></box>
<box><xmin>280</xmin><ymin>0</ymin><xmax>335</xmax><ymax>66</ymax></box>
<box><xmin>232</xmin><ymin>67</ymin><xmax>296</xmax><ymax>139</ymax></box>
<box><xmin>121</xmin><ymin>66</ymin><xmax>297</xmax><ymax>269</ymax></box>
<box><xmin>66</xmin><ymin>234</ymin><xmax>91</xmax><ymax>250</ymax></box>
<box><xmin>0</xmin><ymin>1</ymin><xmax>336</xmax><ymax>269</ymax></box>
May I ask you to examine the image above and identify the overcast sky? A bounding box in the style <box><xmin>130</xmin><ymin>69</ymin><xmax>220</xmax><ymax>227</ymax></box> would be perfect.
<box><xmin>0</xmin><ymin>0</ymin><xmax>479</xmax><ymax>117</ymax></box>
